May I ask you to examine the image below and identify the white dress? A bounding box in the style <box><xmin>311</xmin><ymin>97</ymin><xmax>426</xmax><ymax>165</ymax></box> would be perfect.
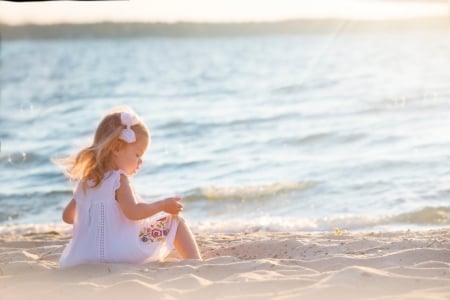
<box><xmin>60</xmin><ymin>169</ymin><xmax>179</xmax><ymax>268</ymax></box>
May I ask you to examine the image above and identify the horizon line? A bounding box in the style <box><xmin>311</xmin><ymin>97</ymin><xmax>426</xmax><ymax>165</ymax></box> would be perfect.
<box><xmin>1</xmin><ymin>14</ymin><xmax>448</xmax><ymax>27</ymax></box>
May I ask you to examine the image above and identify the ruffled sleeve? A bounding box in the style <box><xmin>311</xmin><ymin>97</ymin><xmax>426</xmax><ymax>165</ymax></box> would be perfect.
<box><xmin>112</xmin><ymin>169</ymin><xmax>128</xmax><ymax>192</ymax></box>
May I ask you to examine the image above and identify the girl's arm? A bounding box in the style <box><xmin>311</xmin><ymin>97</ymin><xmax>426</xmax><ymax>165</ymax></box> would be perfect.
<box><xmin>62</xmin><ymin>198</ymin><xmax>76</xmax><ymax>224</ymax></box>
<box><xmin>116</xmin><ymin>174</ymin><xmax>183</xmax><ymax>221</ymax></box>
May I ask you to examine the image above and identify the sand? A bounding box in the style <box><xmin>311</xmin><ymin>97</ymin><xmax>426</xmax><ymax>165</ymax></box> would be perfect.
<box><xmin>1</xmin><ymin>228</ymin><xmax>450</xmax><ymax>300</ymax></box>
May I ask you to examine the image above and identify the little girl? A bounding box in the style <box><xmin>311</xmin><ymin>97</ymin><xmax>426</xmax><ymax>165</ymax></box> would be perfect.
<box><xmin>58</xmin><ymin>106</ymin><xmax>201</xmax><ymax>267</ymax></box>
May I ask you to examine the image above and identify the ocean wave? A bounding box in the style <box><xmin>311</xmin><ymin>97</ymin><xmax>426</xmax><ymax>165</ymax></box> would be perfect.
<box><xmin>155</xmin><ymin>112</ymin><xmax>301</xmax><ymax>133</ymax></box>
<box><xmin>148</xmin><ymin>159</ymin><xmax>212</xmax><ymax>173</ymax></box>
<box><xmin>391</xmin><ymin>206</ymin><xmax>450</xmax><ymax>225</ymax></box>
<box><xmin>190</xmin><ymin>206</ymin><xmax>450</xmax><ymax>233</ymax></box>
<box><xmin>269</xmin><ymin>131</ymin><xmax>367</xmax><ymax>147</ymax></box>
<box><xmin>0</xmin><ymin>223</ymin><xmax>71</xmax><ymax>236</ymax></box>
<box><xmin>1</xmin><ymin>206</ymin><xmax>448</xmax><ymax>234</ymax></box>
<box><xmin>269</xmin><ymin>132</ymin><xmax>334</xmax><ymax>146</ymax></box>
<box><xmin>316</xmin><ymin>206</ymin><xmax>450</xmax><ymax>230</ymax></box>
<box><xmin>181</xmin><ymin>181</ymin><xmax>316</xmax><ymax>202</ymax></box>
<box><xmin>272</xmin><ymin>79</ymin><xmax>339</xmax><ymax>95</ymax></box>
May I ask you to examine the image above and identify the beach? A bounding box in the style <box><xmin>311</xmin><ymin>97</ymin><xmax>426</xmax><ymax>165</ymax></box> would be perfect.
<box><xmin>1</xmin><ymin>228</ymin><xmax>449</xmax><ymax>300</ymax></box>
<box><xmin>1</xmin><ymin>17</ymin><xmax>450</xmax><ymax>300</ymax></box>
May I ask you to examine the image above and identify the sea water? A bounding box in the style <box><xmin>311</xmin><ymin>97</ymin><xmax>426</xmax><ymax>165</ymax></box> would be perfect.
<box><xmin>1</xmin><ymin>26</ymin><xmax>449</xmax><ymax>233</ymax></box>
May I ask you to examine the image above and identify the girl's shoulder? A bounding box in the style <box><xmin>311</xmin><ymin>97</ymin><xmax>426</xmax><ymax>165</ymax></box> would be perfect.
<box><xmin>108</xmin><ymin>169</ymin><xmax>130</xmax><ymax>192</ymax></box>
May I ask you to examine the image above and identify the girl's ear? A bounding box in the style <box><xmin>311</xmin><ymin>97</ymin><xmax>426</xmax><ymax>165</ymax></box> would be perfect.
<box><xmin>111</xmin><ymin>140</ymin><xmax>123</xmax><ymax>156</ymax></box>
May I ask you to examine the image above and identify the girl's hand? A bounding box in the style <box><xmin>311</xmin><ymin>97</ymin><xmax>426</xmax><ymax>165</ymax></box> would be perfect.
<box><xmin>162</xmin><ymin>197</ymin><xmax>184</xmax><ymax>215</ymax></box>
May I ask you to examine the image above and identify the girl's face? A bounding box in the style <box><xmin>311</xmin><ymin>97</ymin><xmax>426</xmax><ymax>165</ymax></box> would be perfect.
<box><xmin>113</xmin><ymin>137</ymin><xmax>148</xmax><ymax>176</ymax></box>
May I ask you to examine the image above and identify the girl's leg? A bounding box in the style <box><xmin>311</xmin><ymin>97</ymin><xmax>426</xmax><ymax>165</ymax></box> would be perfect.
<box><xmin>174</xmin><ymin>216</ymin><xmax>202</xmax><ymax>259</ymax></box>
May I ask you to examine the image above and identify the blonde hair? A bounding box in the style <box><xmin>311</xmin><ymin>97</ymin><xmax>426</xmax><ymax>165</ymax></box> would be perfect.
<box><xmin>57</xmin><ymin>106</ymin><xmax>150</xmax><ymax>187</ymax></box>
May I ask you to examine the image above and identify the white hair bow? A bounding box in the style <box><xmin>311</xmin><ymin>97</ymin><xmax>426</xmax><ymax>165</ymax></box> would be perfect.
<box><xmin>119</xmin><ymin>112</ymin><xmax>140</xmax><ymax>143</ymax></box>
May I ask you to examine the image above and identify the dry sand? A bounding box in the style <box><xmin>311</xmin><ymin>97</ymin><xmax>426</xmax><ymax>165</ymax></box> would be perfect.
<box><xmin>1</xmin><ymin>228</ymin><xmax>450</xmax><ymax>300</ymax></box>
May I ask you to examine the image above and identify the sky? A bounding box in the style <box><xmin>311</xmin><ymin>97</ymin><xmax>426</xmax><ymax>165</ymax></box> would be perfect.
<box><xmin>0</xmin><ymin>0</ymin><xmax>448</xmax><ymax>25</ymax></box>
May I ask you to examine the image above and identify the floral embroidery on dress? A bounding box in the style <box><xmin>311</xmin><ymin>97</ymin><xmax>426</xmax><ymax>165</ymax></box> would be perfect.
<box><xmin>139</xmin><ymin>217</ymin><xmax>170</xmax><ymax>243</ymax></box>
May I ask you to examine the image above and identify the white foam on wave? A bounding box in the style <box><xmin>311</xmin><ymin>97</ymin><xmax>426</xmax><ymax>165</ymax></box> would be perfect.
<box><xmin>188</xmin><ymin>215</ymin><xmax>383</xmax><ymax>233</ymax></box>
<box><xmin>1</xmin><ymin>206</ymin><xmax>448</xmax><ymax>236</ymax></box>
<box><xmin>0</xmin><ymin>223</ymin><xmax>72</xmax><ymax>236</ymax></box>
<box><xmin>182</xmin><ymin>181</ymin><xmax>316</xmax><ymax>202</ymax></box>
<box><xmin>188</xmin><ymin>208</ymin><xmax>450</xmax><ymax>234</ymax></box>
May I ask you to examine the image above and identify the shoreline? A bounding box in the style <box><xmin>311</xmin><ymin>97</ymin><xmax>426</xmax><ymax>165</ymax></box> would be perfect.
<box><xmin>1</xmin><ymin>16</ymin><xmax>448</xmax><ymax>40</ymax></box>
<box><xmin>1</xmin><ymin>228</ymin><xmax>449</xmax><ymax>299</ymax></box>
